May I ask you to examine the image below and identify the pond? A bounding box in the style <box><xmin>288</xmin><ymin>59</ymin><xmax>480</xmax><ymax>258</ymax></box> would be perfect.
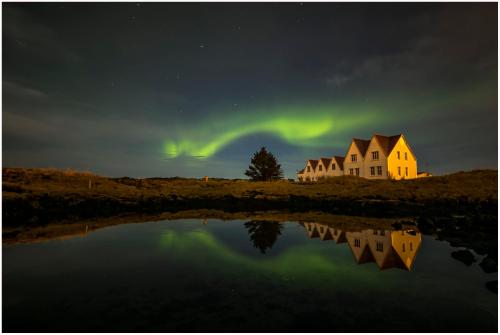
<box><xmin>3</xmin><ymin>217</ymin><xmax>497</xmax><ymax>332</ymax></box>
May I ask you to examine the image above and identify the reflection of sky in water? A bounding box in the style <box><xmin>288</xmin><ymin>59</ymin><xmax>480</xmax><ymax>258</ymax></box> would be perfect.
<box><xmin>3</xmin><ymin>219</ymin><xmax>497</xmax><ymax>332</ymax></box>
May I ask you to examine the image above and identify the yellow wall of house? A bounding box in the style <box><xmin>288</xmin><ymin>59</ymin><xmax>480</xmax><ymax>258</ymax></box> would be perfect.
<box><xmin>387</xmin><ymin>137</ymin><xmax>417</xmax><ymax>180</ymax></box>
<box><xmin>364</xmin><ymin>229</ymin><xmax>393</xmax><ymax>268</ymax></box>
<box><xmin>390</xmin><ymin>230</ymin><xmax>422</xmax><ymax>270</ymax></box>
<box><xmin>343</xmin><ymin>142</ymin><xmax>365</xmax><ymax>177</ymax></box>
<box><xmin>363</xmin><ymin>138</ymin><xmax>389</xmax><ymax>179</ymax></box>
<box><xmin>325</xmin><ymin>157</ymin><xmax>344</xmax><ymax>177</ymax></box>
<box><xmin>346</xmin><ymin>230</ymin><xmax>369</xmax><ymax>262</ymax></box>
<box><xmin>316</xmin><ymin>161</ymin><xmax>327</xmax><ymax>179</ymax></box>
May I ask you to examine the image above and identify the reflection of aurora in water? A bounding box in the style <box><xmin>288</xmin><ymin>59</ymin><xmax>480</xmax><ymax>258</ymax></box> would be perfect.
<box><xmin>163</xmin><ymin>106</ymin><xmax>380</xmax><ymax>158</ymax></box>
<box><xmin>160</xmin><ymin>221</ymin><xmax>422</xmax><ymax>275</ymax></box>
<box><xmin>3</xmin><ymin>218</ymin><xmax>497</xmax><ymax>332</ymax></box>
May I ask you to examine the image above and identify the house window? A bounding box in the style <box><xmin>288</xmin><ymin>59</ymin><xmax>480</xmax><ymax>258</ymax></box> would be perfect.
<box><xmin>319</xmin><ymin>165</ymin><xmax>323</xmax><ymax>171</ymax></box>
<box><xmin>377</xmin><ymin>166</ymin><xmax>382</xmax><ymax>175</ymax></box>
<box><xmin>354</xmin><ymin>239</ymin><xmax>360</xmax><ymax>247</ymax></box>
<box><xmin>307</xmin><ymin>166</ymin><xmax>310</xmax><ymax>172</ymax></box>
<box><xmin>410</xmin><ymin>242</ymin><xmax>413</xmax><ymax>251</ymax></box>
<box><xmin>372</xmin><ymin>151</ymin><xmax>379</xmax><ymax>160</ymax></box>
<box><xmin>349</xmin><ymin>168</ymin><xmax>353</xmax><ymax>175</ymax></box>
<box><xmin>320</xmin><ymin>227</ymin><xmax>324</xmax><ymax>233</ymax></box>
<box><xmin>351</xmin><ymin>154</ymin><xmax>357</xmax><ymax>162</ymax></box>
<box><xmin>370</xmin><ymin>167</ymin><xmax>375</xmax><ymax>176</ymax></box>
<box><xmin>376</xmin><ymin>242</ymin><xmax>383</xmax><ymax>252</ymax></box>
<box><xmin>380</xmin><ymin>230</ymin><xmax>385</xmax><ymax>236</ymax></box>
<box><xmin>355</xmin><ymin>168</ymin><xmax>360</xmax><ymax>176</ymax></box>
<box><xmin>405</xmin><ymin>167</ymin><xmax>408</xmax><ymax>176</ymax></box>
<box><xmin>402</xmin><ymin>243</ymin><xmax>406</xmax><ymax>252</ymax></box>
<box><xmin>397</xmin><ymin>151</ymin><xmax>400</xmax><ymax>159</ymax></box>
<box><xmin>398</xmin><ymin>167</ymin><xmax>401</xmax><ymax>176</ymax></box>
<box><xmin>405</xmin><ymin>152</ymin><xmax>408</xmax><ymax>160</ymax></box>
<box><xmin>332</xmin><ymin>163</ymin><xmax>336</xmax><ymax>170</ymax></box>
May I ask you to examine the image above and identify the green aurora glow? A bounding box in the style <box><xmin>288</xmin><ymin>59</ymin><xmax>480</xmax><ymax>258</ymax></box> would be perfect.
<box><xmin>159</xmin><ymin>228</ymin><xmax>381</xmax><ymax>284</ymax></box>
<box><xmin>163</xmin><ymin>105</ymin><xmax>382</xmax><ymax>159</ymax></box>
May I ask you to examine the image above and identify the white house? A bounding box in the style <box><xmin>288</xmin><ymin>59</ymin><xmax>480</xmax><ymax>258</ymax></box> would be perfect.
<box><xmin>297</xmin><ymin>133</ymin><xmax>419</xmax><ymax>181</ymax></box>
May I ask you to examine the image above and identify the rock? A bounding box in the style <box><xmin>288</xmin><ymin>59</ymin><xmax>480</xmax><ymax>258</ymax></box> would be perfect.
<box><xmin>485</xmin><ymin>280</ymin><xmax>497</xmax><ymax>294</ymax></box>
<box><xmin>479</xmin><ymin>257</ymin><xmax>497</xmax><ymax>274</ymax></box>
<box><xmin>451</xmin><ymin>249</ymin><xmax>476</xmax><ymax>266</ymax></box>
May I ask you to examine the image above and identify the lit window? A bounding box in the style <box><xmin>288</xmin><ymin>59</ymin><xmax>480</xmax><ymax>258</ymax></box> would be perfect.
<box><xmin>372</xmin><ymin>151</ymin><xmax>379</xmax><ymax>160</ymax></box>
<box><xmin>370</xmin><ymin>167</ymin><xmax>375</xmax><ymax>176</ymax></box>
<box><xmin>377</xmin><ymin>166</ymin><xmax>382</xmax><ymax>175</ymax></box>
<box><xmin>397</xmin><ymin>151</ymin><xmax>400</xmax><ymax>159</ymax></box>
<box><xmin>405</xmin><ymin>167</ymin><xmax>408</xmax><ymax>176</ymax></box>
<box><xmin>354</xmin><ymin>239</ymin><xmax>360</xmax><ymax>247</ymax></box>
<box><xmin>405</xmin><ymin>152</ymin><xmax>408</xmax><ymax>160</ymax></box>
<box><xmin>355</xmin><ymin>168</ymin><xmax>360</xmax><ymax>176</ymax></box>
<box><xmin>351</xmin><ymin>154</ymin><xmax>357</xmax><ymax>162</ymax></box>
<box><xmin>398</xmin><ymin>167</ymin><xmax>401</xmax><ymax>176</ymax></box>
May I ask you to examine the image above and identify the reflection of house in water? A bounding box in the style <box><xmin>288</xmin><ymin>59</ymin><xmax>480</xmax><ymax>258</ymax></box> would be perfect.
<box><xmin>301</xmin><ymin>222</ymin><xmax>421</xmax><ymax>271</ymax></box>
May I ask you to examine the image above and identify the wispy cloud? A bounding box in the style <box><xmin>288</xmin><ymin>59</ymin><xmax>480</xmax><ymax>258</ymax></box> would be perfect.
<box><xmin>3</xmin><ymin>7</ymin><xmax>82</xmax><ymax>63</ymax></box>
<box><xmin>3</xmin><ymin>81</ymin><xmax>48</xmax><ymax>99</ymax></box>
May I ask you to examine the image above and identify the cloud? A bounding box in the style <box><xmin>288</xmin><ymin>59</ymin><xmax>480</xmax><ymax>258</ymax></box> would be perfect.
<box><xmin>3</xmin><ymin>7</ymin><xmax>82</xmax><ymax>63</ymax></box>
<box><xmin>3</xmin><ymin>81</ymin><xmax>47</xmax><ymax>99</ymax></box>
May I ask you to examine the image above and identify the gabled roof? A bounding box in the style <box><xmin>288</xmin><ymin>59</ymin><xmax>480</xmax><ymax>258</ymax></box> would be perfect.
<box><xmin>320</xmin><ymin>157</ymin><xmax>332</xmax><ymax>171</ymax></box>
<box><xmin>372</xmin><ymin>134</ymin><xmax>402</xmax><ymax>157</ymax></box>
<box><xmin>352</xmin><ymin>138</ymin><xmax>371</xmax><ymax>157</ymax></box>
<box><xmin>333</xmin><ymin>156</ymin><xmax>345</xmax><ymax>170</ymax></box>
<box><xmin>297</xmin><ymin>168</ymin><xmax>305</xmax><ymax>174</ymax></box>
<box><xmin>308</xmin><ymin>159</ymin><xmax>319</xmax><ymax>170</ymax></box>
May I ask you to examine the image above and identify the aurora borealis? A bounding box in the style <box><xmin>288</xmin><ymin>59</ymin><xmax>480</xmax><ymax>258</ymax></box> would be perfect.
<box><xmin>3</xmin><ymin>3</ymin><xmax>497</xmax><ymax>178</ymax></box>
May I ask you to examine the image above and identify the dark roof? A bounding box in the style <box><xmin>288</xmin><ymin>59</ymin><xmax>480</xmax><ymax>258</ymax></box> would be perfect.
<box><xmin>297</xmin><ymin>168</ymin><xmax>305</xmax><ymax>174</ymax></box>
<box><xmin>352</xmin><ymin>138</ymin><xmax>371</xmax><ymax>157</ymax></box>
<box><xmin>320</xmin><ymin>157</ymin><xmax>332</xmax><ymax>170</ymax></box>
<box><xmin>308</xmin><ymin>159</ymin><xmax>319</xmax><ymax>170</ymax></box>
<box><xmin>372</xmin><ymin>134</ymin><xmax>402</xmax><ymax>157</ymax></box>
<box><xmin>333</xmin><ymin>156</ymin><xmax>345</xmax><ymax>170</ymax></box>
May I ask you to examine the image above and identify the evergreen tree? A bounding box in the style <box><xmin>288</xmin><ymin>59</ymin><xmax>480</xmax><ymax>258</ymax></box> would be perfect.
<box><xmin>244</xmin><ymin>147</ymin><xmax>284</xmax><ymax>181</ymax></box>
<box><xmin>244</xmin><ymin>220</ymin><xmax>283</xmax><ymax>254</ymax></box>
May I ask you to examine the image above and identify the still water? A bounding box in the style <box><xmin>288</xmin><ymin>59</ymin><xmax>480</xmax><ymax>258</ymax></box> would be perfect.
<box><xmin>3</xmin><ymin>218</ymin><xmax>497</xmax><ymax>332</ymax></box>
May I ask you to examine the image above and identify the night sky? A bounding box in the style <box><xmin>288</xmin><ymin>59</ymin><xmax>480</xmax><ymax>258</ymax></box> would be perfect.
<box><xmin>3</xmin><ymin>2</ymin><xmax>497</xmax><ymax>178</ymax></box>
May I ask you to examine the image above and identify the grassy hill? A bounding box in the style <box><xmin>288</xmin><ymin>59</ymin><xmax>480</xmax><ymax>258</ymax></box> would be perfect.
<box><xmin>3</xmin><ymin>167</ymin><xmax>497</xmax><ymax>226</ymax></box>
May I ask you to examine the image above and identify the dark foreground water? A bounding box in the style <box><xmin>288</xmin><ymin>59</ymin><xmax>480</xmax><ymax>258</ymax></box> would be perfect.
<box><xmin>3</xmin><ymin>218</ymin><xmax>497</xmax><ymax>332</ymax></box>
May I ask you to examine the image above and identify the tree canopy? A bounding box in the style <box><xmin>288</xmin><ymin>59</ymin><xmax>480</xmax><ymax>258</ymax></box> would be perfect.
<box><xmin>244</xmin><ymin>147</ymin><xmax>284</xmax><ymax>181</ymax></box>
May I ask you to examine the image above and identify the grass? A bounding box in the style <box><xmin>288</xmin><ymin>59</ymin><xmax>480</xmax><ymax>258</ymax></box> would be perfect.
<box><xmin>2</xmin><ymin>167</ymin><xmax>497</xmax><ymax>229</ymax></box>
<box><xmin>3</xmin><ymin>167</ymin><xmax>497</xmax><ymax>202</ymax></box>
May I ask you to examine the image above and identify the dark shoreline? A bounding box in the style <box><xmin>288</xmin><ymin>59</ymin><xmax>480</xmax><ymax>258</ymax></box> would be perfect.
<box><xmin>3</xmin><ymin>167</ymin><xmax>497</xmax><ymax>266</ymax></box>
<box><xmin>3</xmin><ymin>191</ymin><xmax>497</xmax><ymax>226</ymax></box>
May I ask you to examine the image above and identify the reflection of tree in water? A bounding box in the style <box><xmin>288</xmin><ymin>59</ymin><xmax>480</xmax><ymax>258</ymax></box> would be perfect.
<box><xmin>244</xmin><ymin>220</ymin><xmax>283</xmax><ymax>254</ymax></box>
